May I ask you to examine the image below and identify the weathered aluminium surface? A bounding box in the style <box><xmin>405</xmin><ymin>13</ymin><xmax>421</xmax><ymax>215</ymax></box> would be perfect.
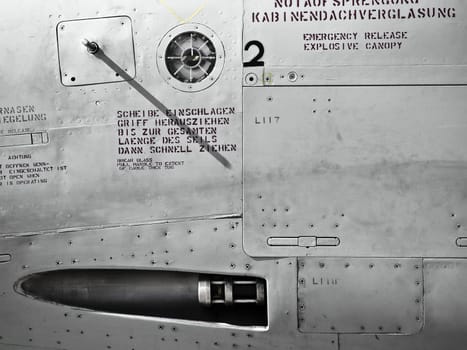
<box><xmin>0</xmin><ymin>0</ymin><xmax>466</xmax><ymax>349</ymax></box>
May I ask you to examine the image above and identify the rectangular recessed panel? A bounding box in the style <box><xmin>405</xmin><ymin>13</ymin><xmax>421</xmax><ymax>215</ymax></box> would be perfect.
<box><xmin>0</xmin><ymin>254</ymin><xmax>11</xmax><ymax>263</ymax></box>
<box><xmin>0</xmin><ymin>132</ymin><xmax>48</xmax><ymax>148</ymax></box>
<box><xmin>298</xmin><ymin>258</ymin><xmax>423</xmax><ymax>334</ymax></box>
<box><xmin>243</xmin><ymin>0</ymin><xmax>467</xmax><ymax>85</ymax></box>
<box><xmin>243</xmin><ymin>86</ymin><xmax>467</xmax><ymax>257</ymax></box>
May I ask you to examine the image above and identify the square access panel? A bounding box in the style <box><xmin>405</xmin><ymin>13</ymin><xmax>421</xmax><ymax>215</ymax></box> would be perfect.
<box><xmin>243</xmin><ymin>86</ymin><xmax>467</xmax><ymax>258</ymax></box>
<box><xmin>297</xmin><ymin>258</ymin><xmax>423</xmax><ymax>334</ymax></box>
<box><xmin>57</xmin><ymin>16</ymin><xmax>136</xmax><ymax>86</ymax></box>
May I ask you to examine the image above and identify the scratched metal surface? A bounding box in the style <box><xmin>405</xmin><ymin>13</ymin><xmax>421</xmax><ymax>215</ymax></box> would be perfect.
<box><xmin>243</xmin><ymin>86</ymin><xmax>467</xmax><ymax>257</ymax></box>
<box><xmin>243</xmin><ymin>0</ymin><xmax>467</xmax><ymax>85</ymax></box>
<box><xmin>0</xmin><ymin>346</ymin><xmax>52</xmax><ymax>350</ymax></box>
<box><xmin>340</xmin><ymin>259</ymin><xmax>467</xmax><ymax>350</ymax></box>
<box><xmin>1</xmin><ymin>0</ymin><xmax>467</xmax><ymax>349</ymax></box>
<box><xmin>0</xmin><ymin>0</ymin><xmax>243</xmax><ymax>235</ymax></box>
<box><xmin>0</xmin><ymin>219</ymin><xmax>337</xmax><ymax>350</ymax></box>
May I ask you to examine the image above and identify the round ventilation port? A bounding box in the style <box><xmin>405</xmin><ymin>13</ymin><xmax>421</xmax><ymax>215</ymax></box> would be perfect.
<box><xmin>157</xmin><ymin>24</ymin><xmax>225</xmax><ymax>92</ymax></box>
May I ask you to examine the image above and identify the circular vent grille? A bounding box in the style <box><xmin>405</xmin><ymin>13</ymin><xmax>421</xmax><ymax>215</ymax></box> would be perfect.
<box><xmin>165</xmin><ymin>32</ymin><xmax>217</xmax><ymax>84</ymax></box>
<box><xmin>157</xmin><ymin>24</ymin><xmax>225</xmax><ymax>92</ymax></box>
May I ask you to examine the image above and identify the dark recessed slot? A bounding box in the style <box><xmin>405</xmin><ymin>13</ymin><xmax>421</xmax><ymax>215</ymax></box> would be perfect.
<box><xmin>211</xmin><ymin>283</ymin><xmax>225</xmax><ymax>302</ymax></box>
<box><xmin>233</xmin><ymin>283</ymin><xmax>257</xmax><ymax>300</ymax></box>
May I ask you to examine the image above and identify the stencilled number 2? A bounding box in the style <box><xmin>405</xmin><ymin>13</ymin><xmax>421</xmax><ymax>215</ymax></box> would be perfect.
<box><xmin>243</xmin><ymin>41</ymin><xmax>265</xmax><ymax>67</ymax></box>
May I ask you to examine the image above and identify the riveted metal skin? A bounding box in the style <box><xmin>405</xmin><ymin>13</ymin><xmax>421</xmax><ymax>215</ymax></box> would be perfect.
<box><xmin>0</xmin><ymin>219</ymin><xmax>336</xmax><ymax>350</ymax></box>
<box><xmin>0</xmin><ymin>0</ymin><xmax>467</xmax><ymax>349</ymax></box>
